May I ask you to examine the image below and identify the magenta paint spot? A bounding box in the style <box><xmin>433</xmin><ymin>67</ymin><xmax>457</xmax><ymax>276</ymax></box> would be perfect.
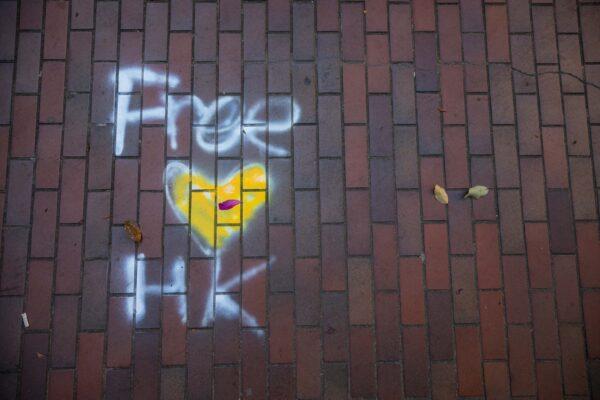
<box><xmin>218</xmin><ymin>199</ymin><xmax>241</xmax><ymax>210</ymax></box>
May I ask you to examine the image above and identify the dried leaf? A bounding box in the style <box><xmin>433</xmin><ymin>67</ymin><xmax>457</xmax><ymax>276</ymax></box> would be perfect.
<box><xmin>433</xmin><ymin>184</ymin><xmax>449</xmax><ymax>205</ymax></box>
<box><xmin>218</xmin><ymin>199</ymin><xmax>241</xmax><ymax>211</ymax></box>
<box><xmin>464</xmin><ymin>185</ymin><xmax>489</xmax><ymax>199</ymax></box>
<box><xmin>36</xmin><ymin>352</ymin><xmax>45</xmax><ymax>359</ymax></box>
<box><xmin>124</xmin><ymin>220</ymin><xmax>143</xmax><ymax>243</ymax></box>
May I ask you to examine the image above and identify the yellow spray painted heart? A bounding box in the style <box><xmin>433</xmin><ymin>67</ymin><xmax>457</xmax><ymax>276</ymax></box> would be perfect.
<box><xmin>166</xmin><ymin>162</ymin><xmax>266</xmax><ymax>249</ymax></box>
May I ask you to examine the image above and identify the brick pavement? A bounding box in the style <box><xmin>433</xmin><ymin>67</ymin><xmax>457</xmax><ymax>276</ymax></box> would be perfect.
<box><xmin>0</xmin><ymin>0</ymin><xmax>599</xmax><ymax>398</ymax></box>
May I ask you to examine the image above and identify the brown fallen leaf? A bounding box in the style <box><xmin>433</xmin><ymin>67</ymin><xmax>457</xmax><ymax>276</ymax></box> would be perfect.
<box><xmin>124</xmin><ymin>220</ymin><xmax>143</xmax><ymax>243</ymax></box>
<box><xmin>36</xmin><ymin>352</ymin><xmax>45</xmax><ymax>359</ymax></box>
<box><xmin>464</xmin><ymin>185</ymin><xmax>489</xmax><ymax>199</ymax></box>
<box><xmin>434</xmin><ymin>184</ymin><xmax>449</xmax><ymax>205</ymax></box>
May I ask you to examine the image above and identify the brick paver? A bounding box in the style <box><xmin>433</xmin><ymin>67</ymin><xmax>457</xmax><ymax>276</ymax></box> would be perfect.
<box><xmin>0</xmin><ymin>0</ymin><xmax>599</xmax><ymax>398</ymax></box>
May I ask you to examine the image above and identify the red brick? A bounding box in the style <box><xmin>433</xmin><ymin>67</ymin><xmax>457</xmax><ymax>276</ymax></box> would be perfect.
<box><xmin>428</xmin><ymin>290</ymin><xmax>454</xmax><ymax>361</ymax></box>
<box><xmin>451</xmin><ymin>257</ymin><xmax>479</xmax><ymax>324</ymax></box>
<box><xmin>321</xmin><ymin>224</ymin><xmax>346</xmax><ymax>291</ymax></box>
<box><xmin>542</xmin><ymin>127</ymin><xmax>569</xmax><ymax>188</ymax></box>
<box><xmin>475</xmin><ymin>224</ymin><xmax>502</xmax><ymax>289</ymax></box>
<box><xmin>219</xmin><ymin>33</ymin><xmax>242</xmax><ymax>94</ymax></box>
<box><xmin>55</xmin><ymin>226</ymin><xmax>82</xmax><ymax>294</ymax></box>
<box><xmin>112</xmin><ymin>159</ymin><xmax>138</xmax><ymax>224</ymax></box>
<box><xmin>350</xmin><ymin>327</ymin><xmax>376</xmax><ymax>398</ymax></box>
<box><xmin>24</xmin><ymin>260</ymin><xmax>53</xmax><ymax>330</ymax></box>
<box><xmin>295</xmin><ymin>190</ymin><xmax>319</xmax><ymax>257</ymax></box>
<box><xmin>84</xmin><ymin>192</ymin><xmax>110</xmax><ymax>258</ymax></box>
<box><xmin>455</xmin><ymin>326</ymin><xmax>484</xmax><ymax>396</ymax></box>
<box><xmin>368</xmin><ymin>96</ymin><xmax>393</xmax><ymax>157</ymax></box>
<box><xmin>394</xmin><ymin>127</ymin><xmax>417</xmax><ymax>188</ymax></box>
<box><xmin>323</xmin><ymin>363</ymin><xmax>347</xmax><ymax>399</ymax></box>
<box><xmin>104</xmin><ymin>370</ymin><xmax>130</xmax><ymax>400</ymax></box>
<box><xmin>346</xmin><ymin>190</ymin><xmax>371</xmax><ymax>255</ymax></box>
<box><xmin>342</xmin><ymin>63</ymin><xmax>366</xmax><ymax>123</ymax></box>
<box><xmin>414</xmin><ymin>33</ymin><xmax>438</xmax><ymax>91</ymax></box>
<box><xmin>553</xmin><ymin>255</ymin><xmax>582</xmax><ymax>323</ymax></box>
<box><xmin>67</xmin><ymin>31</ymin><xmax>92</xmax><ymax>92</ymax></box>
<box><xmin>397</xmin><ymin>190</ymin><xmax>423</xmax><ymax>255</ymax></box>
<box><xmin>0</xmin><ymin>2</ymin><xmax>16</xmax><ymax>60</ymax></box>
<box><xmin>503</xmin><ymin>256</ymin><xmax>530</xmax><ymax>323</ymax></box>
<box><xmin>507</xmin><ymin>326</ymin><xmax>535</xmax><ymax>396</ymax></box>
<box><xmin>417</xmin><ymin>94</ymin><xmax>442</xmax><ymax>155</ymax></box>
<box><xmin>268</xmin><ymin>34</ymin><xmax>291</xmax><ymax>93</ymax></box>
<box><xmin>571</xmin><ymin>158</ymin><xmax>597</xmax><ymax>220</ymax></box>
<box><xmin>268</xmin><ymin>0</ymin><xmax>290</xmax><ymax>31</ymax></box>
<box><xmin>372</xmin><ymin>225</ymin><xmax>398</xmax><ymax>290</ymax></box>
<box><xmin>531</xmin><ymin>291</ymin><xmax>560</xmax><ymax>359</ymax></box>
<box><xmin>292</xmin><ymin>64</ymin><xmax>316</xmax><ymax>122</ymax></box>
<box><xmin>520</xmin><ymin>158</ymin><xmax>546</xmax><ymax>220</ymax></box>
<box><xmin>269</xmin><ymin>293</ymin><xmax>294</xmax><ymax>363</ymax></box>
<box><xmin>240</xmin><ymin>332</ymin><xmax>266</xmax><ymax>399</ymax></box>
<box><xmin>243</xmin><ymin>4</ymin><xmax>265</xmax><ymax>61</ymax></box>
<box><xmin>495</xmin><ymin>128</ymin><xmax>521</xmax><ymax>188</ymax></box>
<box><xmin>577</xmin><ymin>222</ymin><xmax>600</xmax><ymax>287</ymax></box>
<box><xmin>489</xmin><ymin>64</ymin><xmax>515</xmax><ymax>124</ymax></box>
<box><xmin>420</xmin><ymin>157</ymin><xmax>446</xmax><ymax>220</ymax></box>
<box><xmin>438</xmin><ymin>5</ymin><xmax>462</xmax><ymax>62</ymax></box>
<box><xmin>547</xmin><ymin>190</ymin><xmax>576</xmax><ymax>253</ymax></box>
<box><xmin>133</xmin><ymin>332</ymin><xmax>160</xmax><ymax>399</ymax></box>
<box><xmin>35</xmin><ymin>125</ymin><xmax>62</xmax><ymax>188</ymax></box>
<box><xmin>94</xmin><ymin>2</ymin><xmax>118</xmax><ymax>60</ymax></box>
<box><xmin>187</xmin><ymin>260</ymin><xmax>213</xmax><ymax>328</ymax></box>
<box><xmin>559</xmin><ymin>325</ymin><xmax>588</xmax><ymax>395</ymax></box>
<box><xmin>63</xmin><ymin>94</ymin><xmax>90</xmax><ymax>156</ymax></box>
<box><xmin>59</xmin><ymin>159</ymin><xmax>85</xmax><ymax>223</ymax></box>
<box><xmin>6</xmin><ymin>159</ymin><xmax>33</xmax><ymax>225</ymax></box>
<box><xmin>370</xmin><ymin>158</ymin><xmax>395</xmax><ymax>222</ymax></box>
<box><xmin>1</xmin><ymin>227</ymin><xmax>28</xmax><ymax>295</ymax></box>
<box><xmin>214</xmin><ymin>291</ymin><xmax>240</xmax><ymax>363</ymax></box>
<box><xmin>348</xmin><ymin>257</ymin><xmax>374</xmax><ymax>325</ymax></box>
<box><xmin>269</xmin><ymin>225</ymin><xmax>293</xmax><ymax>291</ymax></box>
<box><xmin>71</xmin><ymin>0</ymin><xmax>94</xmax><ymax>29</ymax></box>
<box><xmin>486</xmin><ymin>5</ymin><xmax>510</xmax><ymax>61</ymax></box>
<box><xmin>81</xmin><ymin>260</ymin><xmax>108</xmax><ymax>330</ymax></box>
<box><xmin>466</xmin><ymin>95</ymin><xmax>492</xmax><ymax>155</ymax></box>
<box><xmin>15</xmin><ymin>33</ymin><xmax>41</xmax><ymax>93</ymax></box>
<box><xmin>402</xmin><ymin>326</ymin><xmax>429</xmax><ymax>397</ymax></box>
<box><xmin>538</xmin><ymin>65</ymin><xmax>564</xmax><ymax>125</ymax></box>
<box><xmin>558</xmin><ymin>35</ymin><xmax>584</xmax><ymax>93</ymax></box>
<box><xmin>413</xmin><ymin>0</ymin><xmax>435</xmax><ymax>31</ymax></box>
<box><xmin>297</xmin><ymin>328</ymin><xmax>321</xmax><ymax>398</ymax></box>
<box><xmin>392</xmin><ymin>66</ymin><xmax>416</xmax><ymax>125</ymax></box>
<box><xmin>498</xmin><ymin>190</ymin><xmax>525</xmax><ymax>254</ymax></box>
<box><xmin>30</xmin><ymin>191</ymin><xmax>57</xmax><ymax>257</ymax></box>
<box><xmin>76</xmin><ymin>333</ymin><xmax>104</xmax><ymax>400</ymax></box>
<box><xmin>11</xmin><ymin>95</ymin><xmax>37</xmax><ymax>157</ymax></box>
<box><xmin>295</xmin><ymin>258</ymin><xmax>320</xmax><ymax>325</ymax></box>
<box><xmin>525</xmin><ymin>223</ymin><xmax>553</xmax><ymax>288</ymax></box>
<box><xmin>440</xmin><ymin>65</ymin><xmax>465</xmax><ymax>125</ymax></box>
<box><xmin>507</xmin><ymin>0</ymin><xmax>531</xmax><ymax>32</ymax></box>
<box><xmin>21</xmin><ymin>333</ymin><xmax>48</xmax><ymax>400</ymax></box>
<box><xmin>480</xmin><ymin>291</ymin><xmax>507</xmax><ymax>360</ymax></box>
<box><xmin>187</xmin><ymin>330</ymin><xmax>212</xmax><ymax>398</ymax></box>
<box><xmin>0</xmin><ymin>66</ymin><xmax>12</xmax><ymax>124</ymax></box>
<box><xmin>511</xmin><ymin>36</ymin><xmax>537</xmax><ymax>96</ymax></box>
<box><xmin>444</xmin><ymin>128</ymin><xmax>469</xmax><ymax>190</ymax></box>
<box><xmin>51</xmin><ymin>296</ymin><xmax>78</xmax><ymax>368</ymax></box>
<box><xmin>0</xmin><ymin>298</ymin><xmax>22</xmax><ymax>370</ymax></box>
<box><xmin>532</xmin><ymin>6</ymin><xmax>558</xmax><ymax>63</ymax></box>
<box><xmin>269</xmin><ymin>365</ymin><xmax>294</xmax><ymax>399</ymax></box>
<box><xmin>91</xmin><ymin>62</ymin><xmax>117</xmax><ymax>124</ymax></box>
<box><xmin>377</xmin><ymin>364</ymin><xmax>403</xmax><ymax>400</ymax></box>
<box><xmin>375</xmin><ymin>292</ymin><xmax>400</xmax><ymax>361</ymax></box>
<box><xmin>341</xmin><ymin>3</ymin><xmax>364</xmax><ymax>61</ymax></box>
<box><xmin>168</xmin><ymin>33</ymin><xmax>192</xmax><ymax>93</ymax></box>
<box><xmin>424</xmin><ymin>224</ymin><xmax>450</xmax><ymax>289</ymax></box>
<box><xmin>144</xmin><ymin>3</ymin><xmax>168</xmax><ymax>61</ymax></box>
<box><xmin>463</xmin><ymin>33</ymin><xmax>488</xmax><ymax>92</ymax></box>
<box><xmin>43</xmin><ymin>1</ymin><xmax>68</xmax><ymax>59</ymax></box>
<box><xmin>584</xmin><ymin>291</ymin><xmax>600</xmax><ymax>358</ymax></box>
<box><xmin>344</xmin><ymin>126</ymin><xmax>367</xmax><ymax>188</ymax></box>
<box><xmin>367</xmin><ymin>35</ymin><xmax>390</xmax><ymax>93</ymax></box>
<box><xmin>194</xmin><ymin>3</ymin><xmax>217</xmax><ymax>61</ymax></box>
<box><xmin>293</xmin><ymin>2</ymin><xmax>314</xmax><ymax>61</ymax></box>
<box><xmin>398</xmin><ymin>257</ymin><xmax>425</xmax><ymax>325</ymax></box>
<box><xmin>389</xmin><ymin>4</ymin><xmax>412</xmax><ymax>61</ymax></box>
<box><xmin>317</xmin><ymin>33</ymin><xmax>340</xmax><ymax>92</ymax></box>
<box><xmin>106</xmin><ymin>297</ymin><xmax>133</xmax><ymax>367</ymax></box>
<box><xmin>316</xmin><ymin>0</ymin><xmax>338</xmax><ymax>31</ymax></box>
<box><xmin>556</xmin><ymin>0</ymin><xmax>578</xmax><ymax>33</ymax></box>
<box><xmin>461</xmin><ymin>0</ymin><xmax>484</xmax><ymax>32</ymax></box>
<box><xmin>162</xmin><ymin>295</ymin><xmax>187</xmax><ymax>365</ymax></box>
<box><xmin>323</xmin><ymin>292</ymin><xmax>348</xmax><ymax>362</ymax></box>
<box><xmin>536</xmin><ymin>361</ymin><xmax>563</xmax><ymax>400</ymax></box>
<box><xmin>587</xmin><ymin>67</ymin><xmax>600</xmax><ymax>123</ymax></box>
<box><xmin>293</xmin><ymin>126</ymin><xmax>317</xmax><ymax>189</ymax></box>
<box><xmin>48</xmin><ymin>369</ymin><xmax>74</xmax><ymax>400</ymax></box>
<box><xmin>564</xmin><ymin>96</ymin><xmax>590</xmax><ymax>156</ymax></box>
<box><xmin>484</xmin><ymin>362</ymin><xmax>510</xmax><ymax>399</ymax></box>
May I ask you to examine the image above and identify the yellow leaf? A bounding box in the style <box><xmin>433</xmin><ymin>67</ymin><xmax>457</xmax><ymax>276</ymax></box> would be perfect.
<box><xmin>434</xmin><ymin>184</ymin><xmax>448</xmax><ymax>204</ymax></box>
<box><xmin>464</xmin><ymin>185</ymin><xmax>489</xmax><ymax>199</ymax></box>
<box><xmin>124</xmin><ymin>220</ymin><xmax>143</xmax><ymax>243</ymax></box>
